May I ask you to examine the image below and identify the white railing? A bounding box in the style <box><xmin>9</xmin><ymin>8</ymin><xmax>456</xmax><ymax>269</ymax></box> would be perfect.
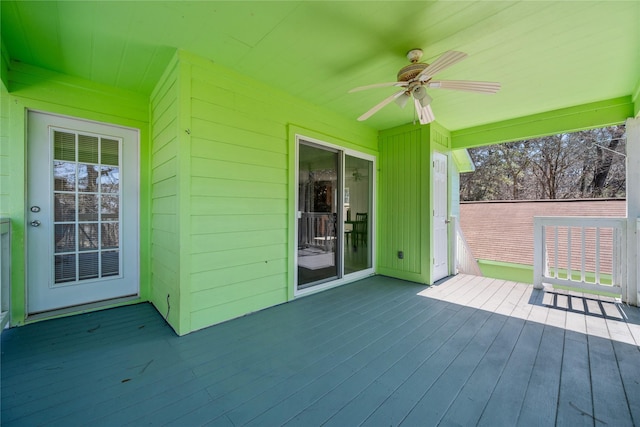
<box><xmin>298</xmin><ymin>212</ymin><xmax>336</xmax><ymax>251</ymax></box>
<box><xmin>533</xmin><ymin>216</ymin><xmax>625</xmax><ymax>295</ymax></box>
<box><xmin>1</xmin><ymin>218</ymin><xmax>10</xmax><ymax>329</ymax></box>
<box><xmin>453</xmin><ymin>216</ymin><xmax>482</xmax><ymax>276</ymax></box>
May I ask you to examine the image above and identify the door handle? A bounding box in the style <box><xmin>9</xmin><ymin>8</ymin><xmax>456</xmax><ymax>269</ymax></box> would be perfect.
<box><xmin>30</xmin><ymin>220</ymin><xmax>41</xmax><ymax>227</ymax></box>
<box><xmin>444</xmin><ymin>219</ymin><xmax>451</xmax><ymax>224</ymax></box>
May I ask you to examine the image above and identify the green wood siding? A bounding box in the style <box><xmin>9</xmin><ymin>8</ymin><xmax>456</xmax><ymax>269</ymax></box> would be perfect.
<box><xmin>149</xmin><ymin>57</ymin><xmax>182</xmax><ymax>333</ymax></box>
<box><xmin>156</xmin><ymin>51</ymin><xmax>377</xmax><ymax>333</ymax></box>
<box><xmin>377</xmin><ymin>122</ymin><xmax>452</xmax><ymax>284</ymax></box>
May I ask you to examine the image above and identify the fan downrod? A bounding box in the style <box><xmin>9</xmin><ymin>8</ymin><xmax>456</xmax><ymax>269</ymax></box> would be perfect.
<box><xmin>406</xmin><ymin>49</ymin><xmax>423</xmax><ymax>63</ymax></box>
<box><xmin>397</xmin><ymin>49</ymin><xmax>429</xmax><ymax>82</ymax></box>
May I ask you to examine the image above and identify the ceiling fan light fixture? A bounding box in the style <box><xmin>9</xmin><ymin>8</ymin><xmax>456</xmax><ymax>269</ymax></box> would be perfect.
<box><xmin>412</xmin><ymin>85</ymin><xmax>427</xmax><ymax>100</ymax></box>
<box><xmin>395</xmin><ymin>92</ymin><xmax>410</xmax><ymax>108</ymax></box>
<box><xmin>418</xmin><ymin>91</ymin><xmax>433</xmax><ymax>108</ymax></box>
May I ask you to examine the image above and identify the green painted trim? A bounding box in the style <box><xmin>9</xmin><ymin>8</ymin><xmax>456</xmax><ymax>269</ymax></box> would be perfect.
<box><xmin>479</xmin><ymin>258</ymin><xmax>618</xmax><ymax>295</ymax></box>
<box><xmin>477</xmin><ymin>259</ymin><xmax>533</xmax><ymax>284</ymax></box>
<box><xmin>425</xmin><ymin>127</ymin><xmax>435</xmax><ymax>283</ymax></box>
<box><xmin>9</xmin><ymin>98</ymin><xmax>25</xmax><ymax>325</ymax></box>
<box><xmin>0</xmin><ymin>38</ymin><xmax>8</xmax><ymax>91</ymax></box>
<box><xmin>451</xmin><ymin>149</ymin><xmax>475</xmax><ymax>173</ymax></box>
<box><xmin>289</xmin><ymin>124</ymin><xmax>378</xmax><ymax>158</ymax></box>
<box><xmin>633</xmin><ymin>80</ymin><xmax>640</xmax><ymax>118</ymax></box>
<box><xmin>378</xmin><ymin>122</ymin><xmax>425</xmax><ymax>138</ymax></box>
<box><xmin>286</xmin><ymin>125</ymin><xmax>297</xmax><ymax>301</ymax></box>
<box><xmin>150</xmin><ymin>50</ymin><xmax>179</xmax><ymax>102</ymax></box>
<box><xmin>452</xmin><ymin>96</ymin><xmax>634</xmax><ymax>148</ymax></box>
<box><xmin>23</xmin><ymin>297</ymin><xmax>144</xmax><ymax>326</ymax></box>
<box><xmin>376</xmin><ymin>269</ymin><xmax>428</xmax><ymax>285</ymax></box>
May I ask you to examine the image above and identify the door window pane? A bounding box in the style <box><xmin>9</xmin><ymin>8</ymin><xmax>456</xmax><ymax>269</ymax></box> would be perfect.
<box><xmin>101</xmin><ymin>223</ymin><xmax>119</xmax><ymax>249</ymax></box>
<box><xmin>55</xmin><ymin>224</ymin><xmax>76</xmax><ymax>252</ymax></box>
<box><xmin>101</xmin><ymin>139</ymin><xmax>119</xmax><ymax>166</ymax></box>
<box><xmin>54</xmin><ymin>194</ymin><xmax>76</xmax><ymax>222</ymax></box>
<box><xmin>102</xmin><ymin>251</ymin><xmax>120</xmax><ymax>276</ymax></box>
<box><xmin>54</xmin><ymin>131</ymin><xmax>75</xmax><ymax>161</ymax></box>
<box><xmin>78</xmin><ymin>194</ymin><xmax>98</xmax><ymax>221</ymax></box>
<box><xmin>101</xmin><ymin>166</ymin><xmax>119</xmax><ymax>193</ymax></box>
<box><xmin>54</xmin><ymin>162</ymin><xmax>76</xmax><ymax>191</ymax></box>
<box><xmin>55</xmin><ymin>254</ymin><xmax>76</xmax><ymax>283</ymax></box>
<box><xmin>79</xmin><ymin>223</ymin><xmax>99</xmax><ymax>251</ymax></box>
<box><xmin>78</xmin><ymin>135</ymin><xmax>99</xmax><ymax>163</ymax></box>
<box><xmin>78</xmin><ymin>164</ymin><xmax>100</xmax><ymax>192</ymax></box>
<box><xmin>79</xmin><ymin>252</ymin><xmax>99</xmax><ymax>280</ymax></box>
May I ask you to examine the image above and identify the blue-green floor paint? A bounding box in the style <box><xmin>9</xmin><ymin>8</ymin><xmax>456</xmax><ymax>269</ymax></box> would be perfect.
<box><xmin>2</xmin><ymin>275</ymin><xmax>639</xmax><ymax>426</ymax></box>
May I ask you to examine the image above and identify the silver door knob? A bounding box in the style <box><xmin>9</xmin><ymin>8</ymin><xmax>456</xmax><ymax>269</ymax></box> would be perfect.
<box><xmin>30</xmin><ymin>220</ymin><xmax>41</xmax><ymax>227</ymax></box>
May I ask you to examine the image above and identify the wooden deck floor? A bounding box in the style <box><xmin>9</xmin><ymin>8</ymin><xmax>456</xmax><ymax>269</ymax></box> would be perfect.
<box><xmin>3</xmin><ymin>274</ymin><xmax>640</xmax><ymax>426</ymax></box>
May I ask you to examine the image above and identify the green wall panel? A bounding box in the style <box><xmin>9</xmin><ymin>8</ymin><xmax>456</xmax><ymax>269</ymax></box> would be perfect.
<box><xmin>478</xmin><ymin>260</ymin><xmax>534</xmax><ymax>284</ymax></box>
<box><xmin>176</xmin><ymin>50</ymin><xmax>378</xmax><ymax>333</ymax></box>
<box><xmin>190</xmin><ymin>259</ymin><xmax>288</xmax><ymax>294</ymax></box>
<box><xmin>5</xmin><ymin>61</ymin><xmax>150</xmax><ymax>326</ymax></box>
<box><xmin>0</xmin><ymin>82</ymin><xmax>9</xmax><ymax>217</ymax></box>
<box><xmin>378</xmin><ymin>125</ymin><xmax>430</xmax><ymax>283</ymax></box>
<box><xmin>190</xmin><ymin>288</ymin><xmax>286</xmax><ymax>333</ymax></box>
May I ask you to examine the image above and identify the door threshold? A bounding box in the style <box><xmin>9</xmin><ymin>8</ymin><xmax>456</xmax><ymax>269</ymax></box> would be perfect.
<box><xmin>26</xmin><ymin>294</ymin><xmax>141</xmax><ymax>323</ymax></box>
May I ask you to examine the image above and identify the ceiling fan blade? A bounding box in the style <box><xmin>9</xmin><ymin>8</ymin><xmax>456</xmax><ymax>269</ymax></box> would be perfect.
<box><xmin>414</xmin><ymin>98</ymin><xmax>435</xmax><ymax>125</ymax></box>
<box><xmin>428</xmin><ymin>80</ymin><xmax>501</xmax><ymax>94</ymax></box>
<box><xmin>417</xmin><ymin>51</ymin><xmax>468</xmax><ymax>82</ymax></box>
<box><xmin>357</xmin><ymin>90</ymin><xmax>406</xmax><ymax>121</ymax></box>
<box><xmin>349</xmin><ymin>81</ymin><xmax>408</xmax><ymax>93</ymax></box>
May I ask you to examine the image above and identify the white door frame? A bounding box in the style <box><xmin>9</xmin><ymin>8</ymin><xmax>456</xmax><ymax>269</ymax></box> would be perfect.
<box><xmin>26</xmin><ymin>111</ymin><xmax>140</xmax><ymax>314</ymax></box>
<box><xmin>432</xmin><ymin>150</ymin><xmax>449</xmax><ymax>282</ymax></box>
<box><xmin>294</xmin><ymin>134</ymin><xmax>376</xmax><ymax>297</ymax></box>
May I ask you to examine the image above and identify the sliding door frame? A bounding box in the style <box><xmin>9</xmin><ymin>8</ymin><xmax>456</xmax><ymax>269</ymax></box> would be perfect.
<box><xmin>293</xmin><ymin>133</ymin><xmax>376</xmax><ymax>298</ymax></box>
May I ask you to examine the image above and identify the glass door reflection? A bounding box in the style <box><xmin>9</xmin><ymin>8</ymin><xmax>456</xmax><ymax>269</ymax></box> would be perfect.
<box><xmin>344</xmin><ymin>155</ymin><xmax>372</xmax><ymax>274</ymax></box>
<box><xmin>297</xmin><ymin>143</ymin><xmax>339</xmax><ymax>288</ymax></box>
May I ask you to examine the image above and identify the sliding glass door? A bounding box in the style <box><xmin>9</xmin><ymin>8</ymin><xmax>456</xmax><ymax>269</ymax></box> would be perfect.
<box><xmin>344</xmin><ymin>155</ymin><xmax>372</xmax><ymax>274</ymax></box>
<box><xmin>297</xmin><ymin>139</ymin><xmax>374</xmax><ymax>291</ymax></box>
<box><xmin>297</xmin><ymin>143</ymin><xmax>339</xmax><ymax>287</ymax></box>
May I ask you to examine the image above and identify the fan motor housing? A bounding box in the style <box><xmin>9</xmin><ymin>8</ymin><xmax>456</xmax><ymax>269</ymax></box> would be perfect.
<box><xmin>397</xmin><ymin>63</ymin><xmax>428</xmax><ymax>82</ymax></box>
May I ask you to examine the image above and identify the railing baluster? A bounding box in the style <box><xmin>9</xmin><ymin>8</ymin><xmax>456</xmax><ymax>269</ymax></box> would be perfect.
<box><xmin>595</xmin><ymin>227</ymin><xmax>600</xmax><ymax>284</ymax></box>
<box><xmin>567</xmin><ymin>226</ymin><xmax>572</xmax><ymax>281</ymax></box>
<box><xmin>581</xmin><ymin>227</ymin><xmax>586</xmax><ymax>283</ymax></box>
<box><xmin>554</xmin><ymin>226</ymin><xmax>559</xmax><ymax>278</ymax></box>
<box><xmin>612</xmin><ymin>227</ymin><xmax>618</xmax><ymax>287</ymax></box>
<box><xmin>532</xmin><ymin>216</ymin><xmax>624</xmax><ymax>297</ymax></box>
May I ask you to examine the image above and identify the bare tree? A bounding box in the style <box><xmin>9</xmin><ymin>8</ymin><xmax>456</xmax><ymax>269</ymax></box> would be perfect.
<box><xmin>461</xmin><ymin>125</ymin><xmax>626</xmax><ymax>201</ymax></box>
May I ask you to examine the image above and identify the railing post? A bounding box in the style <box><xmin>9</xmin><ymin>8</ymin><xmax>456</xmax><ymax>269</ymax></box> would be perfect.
<box><xmin>533</xmin><ymin>217</ymin><xmax>544</xmax><ymax>289</ymax></box>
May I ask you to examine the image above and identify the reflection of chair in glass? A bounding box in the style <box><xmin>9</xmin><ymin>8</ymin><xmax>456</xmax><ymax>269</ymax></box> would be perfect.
<box><xmin>353</xmin><ymin>212</ymin><xmax>368</xmax><ymax>248</ymax></box>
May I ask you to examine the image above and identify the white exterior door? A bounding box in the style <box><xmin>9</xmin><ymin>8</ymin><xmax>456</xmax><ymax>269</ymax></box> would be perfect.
<box><xmin>432</xmin><ymin>151</ymin><xmax>449</xmax><ymax>282</ymax></box>
<box><xmin>27</xmin><ymin>112</ymin><xmax>139</xmax><ymax>314</ymax></box>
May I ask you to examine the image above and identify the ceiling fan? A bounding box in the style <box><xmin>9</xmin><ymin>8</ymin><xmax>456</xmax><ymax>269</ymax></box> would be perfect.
<box><xmin>349</xmin><ymin>49</ymin><xmax>501</xmax><ymax>125</ymax></box>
